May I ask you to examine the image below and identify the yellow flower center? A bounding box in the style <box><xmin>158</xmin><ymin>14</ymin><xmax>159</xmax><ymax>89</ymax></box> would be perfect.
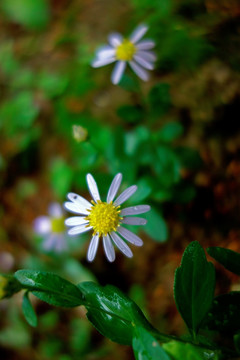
<box><xmin>85</xmin><ymin>201</ymin><xmax>121</xmax><ymax>236</ymax></box>
<box><xmin>51</xmin><ymin>217</ymin><xmax>65</xmax><ymax>233</ymax></box>
<box><xmin>116</xmin><ymin>39</ymin><xmax>136</xmax><ymax>61</ymax></box>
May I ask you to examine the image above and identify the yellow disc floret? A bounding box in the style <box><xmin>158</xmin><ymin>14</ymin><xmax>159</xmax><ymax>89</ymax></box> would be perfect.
<box><xmin>85</xmin><ymin>200</ymin><xmax>121</xmax><ymax>236</ymax></box>
<box><xmin>51</xmin><ymin>217</ymin><xmax>65</xmax><ymax>233</ymax></box>
<box><xmin>116</xmin><ymin>39</ymin><xmax>136</xmax><ymax>61</ymax></box>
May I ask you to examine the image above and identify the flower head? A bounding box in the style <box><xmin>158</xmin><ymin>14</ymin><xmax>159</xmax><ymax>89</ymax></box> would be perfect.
<box><xmin>33</xmin><ymin>203</ymin><xmax>68</xmax><ymax>252</ymax></box>
<box><xmin>92</xmin><ymin>24</ymin><xmax>156</xmax><ymax>84</ymax></box>
<box><xmin>64</xmin><ymin>173</ymin><xmax>150</xmax><ymax>262</ymax></box>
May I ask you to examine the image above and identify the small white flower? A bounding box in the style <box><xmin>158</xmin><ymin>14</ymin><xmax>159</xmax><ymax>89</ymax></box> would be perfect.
<box><xmin>64</xmin><ymin>173</ymin><xmax>150</xmax><ymax>262</ymax></box>
<box><xmin>33</xmin><ymin>203</ymin><xmax>67</xmax><ymax>252</ymax></box>
<box><xmin>92</xmin><ymin>24</ymin><xmax>156</xmax><ymax>84</ymax></box>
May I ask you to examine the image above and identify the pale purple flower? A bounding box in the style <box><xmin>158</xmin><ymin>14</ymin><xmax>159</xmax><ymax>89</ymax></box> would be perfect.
<box><xmin>33</xmin><ymin>203</ymin><xmax>67</xmax><ymax>252</ymax></box>
<box><xmin>92</xmin><ymin>24</ymin><xmax>156</xmax><ymax>84</ymax></box>
<box><xmin>64</xmin><ymin>173</ymin><xmax>150</xmax><ymax>262</ymax></box>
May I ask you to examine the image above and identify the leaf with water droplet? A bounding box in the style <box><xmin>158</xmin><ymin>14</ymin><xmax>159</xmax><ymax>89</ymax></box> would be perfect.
<box><xmin>78</xmin><ymin>282</ymin><xmax>156</xmax><ymax>345</ymax></box>
<box><xmin>133</xmin><ymin>327</ymin><xmax>171</xmax><ymax>360</ymax></box>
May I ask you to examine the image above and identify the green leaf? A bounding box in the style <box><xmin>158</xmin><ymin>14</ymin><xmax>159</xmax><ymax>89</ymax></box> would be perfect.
<box><xmin>118</xmin><ymin>74</ymin><xmax>140</xmax><ymax>92</ymax></box>
<box><xmin>174</xmin><ymin>241</ymin><xmax>215</xmax><ymax>336</ymax></box>
<box><xmin>155</xmin><ymin>145</ymin><xmax>181</xmax><ymax>186</ymax></box>
<box><xmin>50</xmin><ymin>158</ymin><xmax>74</xmax><ymax>199</ymax></box>
<box><xmin>37</xmin><ymin>72</ymin><xmax>69</xmax><ymax>98</ymax></box>
<box><xmin>117</xmin><ymin>105</ymin><xmax>144</xmax><ymax>124</ymax></box>
<box><xmin>15</xmin><ymin>270</ymin><xmax>84</xmax><ymax>308</ymax></box>
<box><xmin>22</xmin><ymin>292</ymin><xmax>38</xmax><ymax>327</ymax></box>
<box><xmin>0</xmin><ymin>92</ymin><xmax>39</xmax><ymax>136</ymax></box>
<box><xmin>78</xmin><ymin>282</ymin><xmax>155</xmax><ymax>345</ymax></box>
<box><xmin>148</xmin><ymin>83</ymin><xmax>171</xmax><ymax>117</ymax></box>
<box><xmin>133</xmin><ymin>327</ymin><xmax>171</xmax><ymax>360</ymax></box>
<box><xmin>1</xmin><ymin>0</ymin><xmax>50</xmax><ymax>30</ymax></box>
<box><xmin>157</xmin><ymin>122</ymin><xmax>184</xmax><ymax>142</ymax></box>
<box><xmin>203</xmin><ymin>292</ymin><xmax>240</xmax><ymax>334</ymax></box>
<box><xmin>207</xmin><ymin>247</ymin><xmax>240</xmax><ymax>276</ymax></box>
<box><xmin>144</xmin><ymin>207</ymin><xmax>168</xmax><ymax>242</ymax></box>
<box><xmin>163</xmin><ymin>341</ymin><xmax>219</xmax><ymax>360</ymax></box>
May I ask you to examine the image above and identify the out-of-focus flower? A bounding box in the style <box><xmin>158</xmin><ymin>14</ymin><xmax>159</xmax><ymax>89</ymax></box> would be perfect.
<box><xmin>0</xmin><ymin>274</ymin><xmax>21</xmax><ymax>300</ymax></box>
<box><xmin>33</xmin><ymin>203</ymin><xmax>68</xmax><ymax>252</ymax></box>
<box><xmin>64</xmin><ymin>173</ymin><xmax>150</xmax><ymax>262</ymax></box>
<box><xmin>72</xmin><ymin>125</ymin><xmax>88</xmax><ymax>143</ymax></box>
<box><xmin>92</xmin><ymin>24</ymin><xmax>156</xmax><ymax>84</ymax></box>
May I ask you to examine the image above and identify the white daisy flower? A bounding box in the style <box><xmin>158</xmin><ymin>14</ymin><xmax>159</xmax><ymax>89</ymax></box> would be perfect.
<box><xmin>92</xmin><ymin>24</ymin><xmax>156</xmax><ymax>84</ymax></box>
<box><xmin>64</xmin><ymin>173</ymin><xmax>151</xmax><ymax>262</ymax></box>
<box><xmin>33</xmin><ymin>203</ymin><xmax>68</xmax><ymax>252</ymax></box>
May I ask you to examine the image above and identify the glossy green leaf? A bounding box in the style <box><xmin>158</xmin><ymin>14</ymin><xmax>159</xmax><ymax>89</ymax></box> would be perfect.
<box><xmin>22</xmin><ymin>292</ymin><xmax>37</xmax><ymax>327</ymax></box>
<box><xmin>207</xmin><ymin>247</ymin><xmax>240</xmax><ymax>276</ymax></box>
<box><xmin>15</xmin><ymin>270</ymin><xmax>84</xmax><ymax>308</ymax></box>
<box><xmin>203</xmin><ymin>292</ymin><xmax>240</xmax><ymax>333</ymax></box>
<box><xmin>133</xmin><ymin>327</ymin><xmax>170</xmax><ymax>360</ymax></box>
<box><xmin>174</xmin><ymin>241</ymin><xmax>215</xmax><ymax>336</ymax></box>
<box><xmin>78</xmin><ymin>282</ymin><xmax>155</xmax><ymax>345</ymax></box>
<box><xmin>163</xmin><ymin>341</ymin><xmax>218</xmax><ymax>360</ymax></box>
<box><xmin>144</xmin><ymin>207</ymin><xmax>168</xmax><ymax>242</ymax></box>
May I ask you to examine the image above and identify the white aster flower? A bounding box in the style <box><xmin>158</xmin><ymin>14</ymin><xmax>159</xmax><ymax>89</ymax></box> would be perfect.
<box><xmin>64</xmin><ymin>173</ymin><xmax>150</xmax><ymax>262</ymax></box>
<box><xmin>92</xmin><ymin>24</ymin><xmax>156</xmax><ymax>84</ymax></box>
<box><xmin>33</xmin><ymin>203</ymin><xmax>68</xmax><ymax>252</ymax></box>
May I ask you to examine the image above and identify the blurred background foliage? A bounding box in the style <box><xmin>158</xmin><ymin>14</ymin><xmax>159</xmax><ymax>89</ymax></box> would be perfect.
<box><xmin>0</xmin><ymin>0</ymin><xmax>240</xmax><ymax>359</ymax></box>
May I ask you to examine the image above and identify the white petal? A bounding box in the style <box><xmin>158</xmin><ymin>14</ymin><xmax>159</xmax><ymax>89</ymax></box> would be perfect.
<box><xmin>130</xmin><ymin>24</ymin><xmax>148</xmax><ymax>44</ymax></box>
<box><xmin>133</xmin><ymin>54</ymin><xmax>154</xmax><ymax>70</ymax></box>
<box><xmin>129</xmin><ymin>61</ymin><xmax>149</xmax><ymax>81</ymax></box>
<box><xmin>114</xmin><ymin>185</ymin><xmax>137</xmax><ymax>206</ymax></box>
<box><xmin>117</xmin><ymin>226</ymin><xmax>143</xmax><ymax>246</ymax></box>
<box><xmin>86</xmin><ymin>174</ymin><xmax>101</xmax><ymax>202</ymax></box>
<box><xmin>67</xmin><ymin>193</ymin><xmax>92</xmax><ymax>209</ymax></box>
<box><xmin>103</xmin><ymin>234</ymin><xmax>115</xmax><ymax>262</ymax></box>
<box><xmin>121</xmin><ymin>205</ymin><xmax>151</xmax><ymax>216</ymax></box>
<box><xmin>87</xmin><ymin>234</ymin><xmax>100</xmax><ymax>262</ymax></box>
<box><xmin>91</xmin><ymin>56</ymin><xmax>116</xmax><ymax>68</ymax></box>
<box><xmin>68</xmin><ymin>224</ymin><xmax>92</xmax><ymax>236</ymax></box>
<box><xmin>96</xmin><ymin>45</ymin><xmax>115</xmax><ymax>59</ymax></box>
<box><xmin>48</xmin><ymin>203</ymin><xmax>63</xmax><ymax>218</ymax></box>
<box><xmin>110</xmin><ymin>232</ymin><xmax>133</xmax><ymax>258</ymax></box>
<box><xmin>34</xmin><ymin>216</ymin><xmax>51</xmax><ymax>235</ymax></box>
<box><xmin>121</xmin><ymin>217</ymin><xmax>147</xmax><ymax>226</ymax></box>
<box><xmin>136</xmin><ymin>40</ymin><xmax>155</xmax><ymax>50</ymax></box>
<box><xmin>107</xmin><ymin>173</ymin><xmax>122</xmax><ymax>203</ymax></box>
<box><xmin>111</xmin><ymin>61</ymin><xmax>126</xmax><ymax>84</ymax></box>
<box><xmin>64</xmin><ymin>201</ymin><xmax>89</xmax><ymax>215</ymax></box>
<box><xmin>108</xmin><ymin>32</ymin><xmax>123</xmax><ymax>47</ymax></box>
<box><xmin>137</xmin><ymin>50</ymin><xmax>157</xmax><ymax>62</ymax></box>
<box><xmin>65</xmin><ymin>216</ymin><xmax>89</xmax><ymax>227</ymax></box>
